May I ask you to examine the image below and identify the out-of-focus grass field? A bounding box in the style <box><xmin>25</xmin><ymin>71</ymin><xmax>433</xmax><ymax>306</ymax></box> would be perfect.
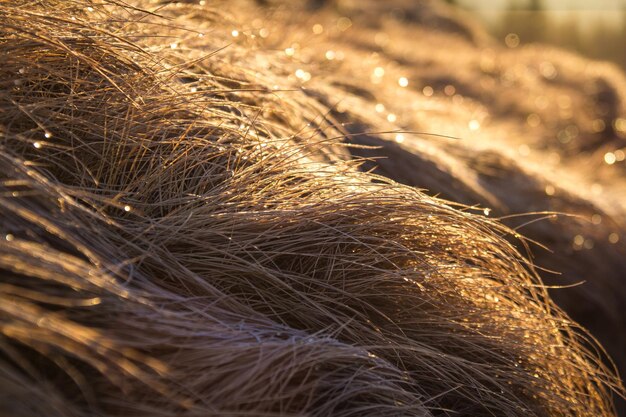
<box><xmin>450</xmin><ymin>0</ymin><xmax>626</xmax><ymax>72</ymax></box>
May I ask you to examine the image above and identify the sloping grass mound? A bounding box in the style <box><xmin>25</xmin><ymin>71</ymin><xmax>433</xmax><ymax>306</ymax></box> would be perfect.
<box><xmin>0</xmin><ymin>1</ymin><xmax>623</xmax><ymax>416</ymax></box>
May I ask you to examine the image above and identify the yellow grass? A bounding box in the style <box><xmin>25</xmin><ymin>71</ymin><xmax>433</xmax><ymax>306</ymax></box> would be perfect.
<box><xmin>1</xmin><ymin>1</ymin><xmax>624</xmax><ymax>416</ymax></box>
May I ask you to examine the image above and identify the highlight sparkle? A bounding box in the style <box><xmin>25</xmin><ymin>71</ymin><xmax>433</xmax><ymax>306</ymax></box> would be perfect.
<box><xmin>604</xmin><ymin>152</ymin><xmax>616</xmax><ymax>165</ymax></box>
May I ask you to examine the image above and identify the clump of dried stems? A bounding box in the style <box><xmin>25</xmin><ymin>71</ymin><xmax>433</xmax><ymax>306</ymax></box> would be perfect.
<box><xmin>0</xmin><ymin>1</ymin><xmax>623</xmax><ymax>416</ymax></box>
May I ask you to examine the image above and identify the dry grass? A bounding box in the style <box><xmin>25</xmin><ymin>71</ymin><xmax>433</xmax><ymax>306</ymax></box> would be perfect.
<box><xmin>0</xmin><ymin>0</ymin><xmax>624</xmax><ymax>416</ymax></box>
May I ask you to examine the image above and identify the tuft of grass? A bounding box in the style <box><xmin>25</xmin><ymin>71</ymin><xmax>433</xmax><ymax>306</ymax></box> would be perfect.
<box><xmin>0</xmin><ymin>1</ymin><xmax>623</xmax><ymax>416</ymax></box>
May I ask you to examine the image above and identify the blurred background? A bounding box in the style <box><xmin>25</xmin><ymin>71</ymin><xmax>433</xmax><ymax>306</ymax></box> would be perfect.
<box><xmin>447</xmin><ymin>0</ymin><xmax>626</xmax><ymax>71</ymax></box>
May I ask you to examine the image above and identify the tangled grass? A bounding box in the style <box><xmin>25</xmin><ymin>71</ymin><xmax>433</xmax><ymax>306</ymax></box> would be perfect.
<box><xmin>0</xmin><ymin>0</ymin><xmax>624</xmax><ymax>416</ymax></box>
